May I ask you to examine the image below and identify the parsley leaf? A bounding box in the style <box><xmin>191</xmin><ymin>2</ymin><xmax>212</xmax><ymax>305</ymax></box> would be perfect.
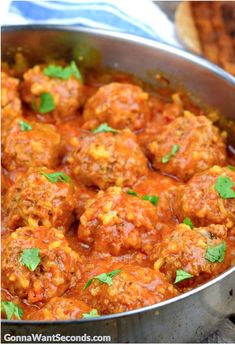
<box><xmin>70</xmin><ymin>61</ymin><xmax>83</xmax><ymax>81</ymax></box>
<box><xmin>205</xmin><ymin>242</ymin><xmax>226</xmax><ymax>263</ymax></box>
<box><xmin>174</xmin><ymin>269</ymin><xmax>194</xmax><ymax>284</ymax></box>
<box><xmin>227</xmin><ymin>165</ymin><xmax>235</xmax><ymax>171</ymax></box>
<box><xmin>92</xmin><ymin>123</ymin><xmax>120</xmax><ymax>134</ymax></box>
<box><xmin>1</xmin><ymin>301</ymin><xmax>23</xmax><ymax>320</ymax></box>
<box><xmin>214</xmin><ymin>176</ymin><xmax>235</xmax><ymax>199</ymax></box>
<box><xmin>43</xmin><ymin>61</ymin><xmax>82</xmax><ymax>81</ymax></box>
<box><xmin>84</xmin><ymin>269</ymin><xmax>121</xmax><ymax>290</ymax></box>
<box><xmin>162</xmin><ymin>144</ymin><xmax>180</xmax><ymax>163</ymax></box>
<box><xmin>126</xmin><ymin>189</ymin><xmax>138</xmax><ymax>197</ymax></box>
<box><xmin>142</xmin><ymin>194</ymin><xmax>159</xmax><ymax>206</ymax></box>
<box><xmin>126</xmin><ymin>190</ymin><xmax>159</xmax><ymax>206</ymax></box>
<box><xmin>40</xmin><ymin>171</ymin><xmax>75</xmax><ymax>190</ymax></box>
<box><xmin>82</xmin><ymin>309</ymin><xmax>100</xmax><ymax>319</ymax></box>
<box><xmin>19</xmin><ymin>248</ymin><xmax>41</xmax><ymax>271</ymax></box>
<box><xmin>19</xmin><ymin>120</ymin><xmax>32</xmax><ymax>132</ymax></box>
<box><xmin>38</xmin><ymin>92</ymin><xmax>55</xmax><ymax>113</ymax></box>
<box><xmin>183</xmin><ymin>217</ymin><xmax>194</xmax><ymax>229</ymax></box>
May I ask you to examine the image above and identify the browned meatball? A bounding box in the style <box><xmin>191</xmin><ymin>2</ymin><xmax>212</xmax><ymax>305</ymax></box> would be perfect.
<box><xmin>1</xmin><ymin>72</ymin><xmax>22</xmax><ymax>138</ymax></box>
<box><xmin>4</xmin><ymin>167</ymin><xmax>77</xmax><ymax>232</ymax></box>
<box><xmin>2</xmin><ymin>118</ymin><xmax>61</xmax><ymax>171</ymax></box>
<box><xmin>78</xmin><ymin>186</ymin><xmax>158</xmax><ymax>255</ymax></box>
<box><xmin>26</xmin><ymin>297</ymin><xmax>91</xmax><ymax>320</ymax></box>
<box><xmin>83</xmin><ymin>82</ymin><xmax>150</xmax><ymax>130</ymax></box>
<box><xmin>147</xmin><ymin>112</ymin><xmax>226</xmax><ymax>181</ymax></box>
<box><xmin>1</xmin><ymin>226</ymin><xmax>80</xmax><ymax>303</ymax></box>
<box><xmin>175</xmin><ymin>166</ymin><xmax>235</xmax><ymax>228</ymax></box>
<box><xmin>83</xmin><ymin>264</ymin><xmax>177</xmax><ymax>314</ymax></box>
<box><xmin>151</xmin><ymin>224</ymin><xmax>229</xmax><ymax>284</ymax></box>
<box><xmin>21</xmin><ymin>65</ymin><xmax>83</xmax><ymax>121</ymax></box>
<box><xmin>68</xmin><ymin>129</ymin><xmax>148</xmax><ymax>189</ymax></box>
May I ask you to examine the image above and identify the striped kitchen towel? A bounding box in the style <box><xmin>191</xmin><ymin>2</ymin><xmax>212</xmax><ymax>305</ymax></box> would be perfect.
<box><xmin>2</xmin><ymin>0</ymin><xmax>180</xmax><ymax>47</ymax></box>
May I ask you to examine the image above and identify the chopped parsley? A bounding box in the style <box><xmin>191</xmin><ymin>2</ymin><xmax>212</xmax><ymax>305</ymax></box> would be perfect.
<box><xmin>142</xmin><ymin>194</ymin><xmax>159</xmax><ymax>206</ymax></box>
<box><xmin>84</xmin><ymin>269</ymin><xmax>121</xmax><ymax>290</ymax></box>
<box><xmin>35</xmin><ymin>92</ymin><xmax>55</xmax><ymax>113</ymax></box>
<box><xmin>43</xmin><ymin>61</ymin><xmax>82</xmax><ymax>81</ymax></box>
<box><xmin>92</xmin><ymin>123</ymin><xmax>120</xmax><ymax>134</ymax></box>
<box><xmin>126</xmin><ymin>189</ymin><xmax>159</xmax><ymax>206</ymax></box>
<box><xmin>40</xmin><ymin>171</ymin><xmax>75</xmax><ymax>190</ymax></box>
<box><xmin>183</xmin><ymin>217</ymin><xmax>194</xmax><ymax>229</ymax></box>
<box><xmin>214</xmin><ymin>176</ymin><xmax>235</xmax><ymax>199</ymax></box>
<box><xmin>19</xmin><ymin>120</ymin><xmax>32</xmax><ymax>132</ymax></box>
<box><xmin>82</xmin><ymin>309</ymin><xmax>100</xmax><ymax>319</ymax></box>
<box><xmin>1</xmin><ymin>301</ymin><xmax>23</xmax><ymax>320</ymax></box>
<box><xmin>126</xmin><ymin>189</ymin><xmax>138</xmax><ymax>197</ymax></box>
<box><xmin>205</xmin><ymin>242</ymin><xmax>226</xmax><ymax>263</ymax></box>
<box><xmin>227</xmin><ymin>165</ymin><xmax>235</xmax><ymax>171</ymax></box>
<box><xmin>161</xmin><ymin>144</ymin><xmax>180</xmax><ymax>163</ymax></box>
<box><xmin>174</xmin><ymin>269</ymin><xmax>194</xmax><ymax>284</ymax></box>
<box><xmin>19</xmin><ymin>248</ymin><xmax>41</xmax><ymax>271</ymax></box>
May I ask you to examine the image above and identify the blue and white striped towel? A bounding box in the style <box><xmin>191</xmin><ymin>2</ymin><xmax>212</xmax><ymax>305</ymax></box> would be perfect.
<box><xmin>2</xmin><ymin>0</ymin><xmax>180</xmax><ymax>47</ymax></box>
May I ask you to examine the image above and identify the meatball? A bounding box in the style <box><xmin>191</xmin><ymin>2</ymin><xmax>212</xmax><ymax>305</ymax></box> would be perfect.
<box><xmin>4</xmin><ymin>167</ymin><xmax>77</xmax><ymax>232</ymax></box>
<box><xmin>83</xmin><ymin>264</ymin><xmax>177</xmax><ymax>314</ymax></box>
<box><xmin>175</xmin><ymin>166</ymin><xmax>235</xmax><ymax>228</ymax></box>
<box><xmin>1</xmin><ymin>72</ymin><xmax>22</xmax><ymax>138</ymax></box>
<box><xmin>78</xmin><ymin>186</ymin><xmax>158</xmax><ymax>255</ymax></box>
<box><xmin>2</xmin><ymin>118</ymin><xmax>61</xmax><ymax>171</ymax></box>
<box><xmin>151</xmin><ymin>224</ymin><xmax>229</xmax><ymax>283</ymax></box>
<box><xmin>26</xmin><ymin>297</ymin><xmax>91</xmax><ymax>320</ymax></box>
<box><xmin>83</xmin><ymin>82</ymin><xmax>150</xmax><ymax>131</ymax></box>
<box><xmin>21</xmin><ymin>65</ymin><xmax>83</xmax><ymax>121</ymax></box>
<box><xmin>1</xmin><ymin>226</ymin><xmax>80</xmax><ymax>303</ymax></box>
<box><xmin>147</xmin><ymin>112</ymin><xmax>226</xmax><ymax>181</ymax></box>
<box><xmin>68</xmin><ymin>129</ymin><xmax>148</xmax><ymax>189</ymax></box>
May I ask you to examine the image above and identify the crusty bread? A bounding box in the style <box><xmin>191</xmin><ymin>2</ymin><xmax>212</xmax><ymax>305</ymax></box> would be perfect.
<box><xmin>175</xmin><ymin>2</ymin><xmax>202</xmax><ymax>55</ymax></box>
<box><xmin>175</xmin><ymin>1</ymin><xmax>235</xmax><ymax>76</ymax></box>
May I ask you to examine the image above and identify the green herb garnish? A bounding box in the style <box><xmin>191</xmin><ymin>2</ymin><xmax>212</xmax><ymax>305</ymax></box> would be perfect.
<box><xmin>162</xmin><ymin>144</ymin><xmax>180</xmax><ymax>163</ymax></box>
<box><xmin>227</xmin><ymin>165</ymin><xmax>235</xmax><ymax>171</ymax></box>
<box><xmin>183</xmin><ymin>217</ymin><xmax>194</xmax><ymax>229</ymax></box>
<box><xmin>127</xmin><ymin>189</ymin><xmax>138</xmax><ymax>197</ymax></box>
<box><xmin>1</xmin><ymin>301</ymin><xmax>23</xmax><ymax>320</ymax></box>
<box><xmin>126</xmin><ymin>189</ymin><xmax>159</xmax><ymax>206</ymax></box>
<box><xmin>174</xmin><ymin>269</ymin><xmax>194</xmax><ymax>284</ymax></box>
<box><xmin>214</xmin><ymin>176</ymin><xmax>235</xmax><ymax>199</ymax></box>
<box><xmin>40</xmin><ymin>171</ymin><xmax>75</xmax><ymax>190</ymax></box>
<box><xmin>82</xmin><ymin>309</ymin><xmax>100</xmax><ymax>319</ymax></box>
<box><xmin>19</xmin><ymin>248</ymin><xmax>41</xmax><ymax>271</ymax></box>
<box><xmin>37</xmin><ymin>92</ymin><xmax>55</xmax><ymax>113</ymax></box>
<box><xmin>43</xmin><ymin>61</ymin><xmax>82</xmax><ymax>81</ymax></box>
<box><xmin>19</xmin><ymin>120</ymin><xmax>32</xmax><ymax>132</ymax></box>
<box><xmin>142</xmin><ymin>195</ymin><xmax>159</xmax><ymax>206</ymax></box>
<box><xmin>205</xmin><ymin>242</ymin><xmax>226</xmax><ymax>263</ymax></box>
<box><xmin>84</xmin><ymin>269</ymin><xmax>121</xmax><ymax>290</ymax></box>
<box><xmin>92</xmin><ymin>123</ymin><xmax>120</xmax><ymax>134</ymax></box>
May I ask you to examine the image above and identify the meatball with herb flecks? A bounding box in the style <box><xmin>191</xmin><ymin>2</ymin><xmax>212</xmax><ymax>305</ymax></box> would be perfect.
<box><xmin>67</xmin><ymin>129</ymin><xmax>148</xmax><ymax>190</ymax></box>
<box><xmin>1</xmin><ymin>226</ymin><xmax>80</xmax><ymax>304</ymax></box>
<box><xmin>26</xmin><ymin>297</ymin><xmax>92</xmax><ymax>320</ymax></box>
<box><xmin>151</xmin><ymin>224</ymin><xmax>229</xmax><ymax>284</ymax></box>
<box><xmin>21</xmin><ymin>64</ymin><xmax>83</xmax><ymax>122</ymax></box>
<box><xmin>175</xmin><ymin>166</ymin><xmax>235</xmax><ymax>228</ymax></box>
<box><xmin>147</xmin><ymin>112</ymin><xmax>226</xmax><ymax>181</ymax></box>
<box><xmin>78</xmin><ymin>186</ymin><xmax>158</xmax><ymax>255</ymax></box>
<box><xmin>83</xmin><ymin>82</ymin><xmax>150</xmax><ymax>131</ymax></box>
<box><xmin>2</xmin><ymin>118</ymin><xmax>61</xmax><ymax>171</ymax></box>
<box><xmin>4</xmin><ymin>167</ymin><xmax>77</xmax><ymax>232</ymax></box>
<box><xmin>1</xmin><ymin>72</ymin><xmax>22</xmax><ymax>139</ymax></box>
<box><xmin>82</xmin><ymin>264</ymin><xmax>177</xmax><ymax>314</ymax></box>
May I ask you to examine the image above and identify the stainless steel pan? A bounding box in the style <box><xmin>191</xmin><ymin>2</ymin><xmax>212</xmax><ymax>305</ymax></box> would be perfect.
<box><xmin>1</xmin><ymin>26</ymin><xmax>235</xmax><ymax>343</ymax></box>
